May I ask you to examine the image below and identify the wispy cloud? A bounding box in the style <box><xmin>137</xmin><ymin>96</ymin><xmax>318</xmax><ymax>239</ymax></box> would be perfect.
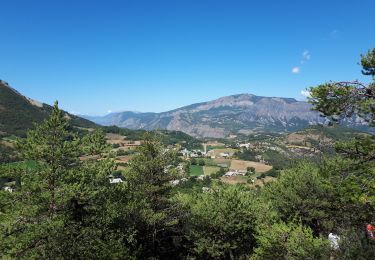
<box><xmin>301</xmin><ymin>50</ymin><xmax>311</xmax><ymax>64</ymax></box>
<box><xmin>292</xmin><ymin>67</ymin><xmax>300</xmax><ymax>74</ymax></box>
<box><xmin>300</xmin><ymin>90</ymin><xmax>310</xmax><ymax>97</ymax></box>
<box><xmin>292</xmin><ymin>50</ymin><xmax>311</xmax><ymax>74</ymax></box>
<box><xmin>107</xmin><ymin>109</ymin><xmax>112</xmax><ymax>114</ymax></box>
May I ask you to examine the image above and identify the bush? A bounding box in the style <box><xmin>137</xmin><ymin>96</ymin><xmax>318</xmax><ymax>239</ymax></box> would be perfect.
<box><xmin>252</xmin><ymin>222</ymin><xmax>330</xmax><ymax>259</ymax></box>
<box><xmin>247</xmin><ymin>166</ymin><xmax>255</xmax><ymax>172</ymax></box>
<box><xmin>264</xmin><ymin>168</ymin><xmax>278</xmax><ymax>178</ymax></box>
<box><xmin>198</xmin><ymin>159</ymin><xmax>205</xmax><ymax>166</ymax></box>
<box><xmin>191</xmin><ymin>158</ymin><xmax>197</xmax><ymax>165</ymax></box>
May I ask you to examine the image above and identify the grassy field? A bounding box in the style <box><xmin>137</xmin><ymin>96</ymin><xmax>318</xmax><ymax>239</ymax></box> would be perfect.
<box><xmin>202</xmin><ymin>158</ymin><xmax>219</xmax><ymax>166</ymax></box>
<box><xmin>212</xmin><ymin>158</ymin><xmax>231</xmax><ymax>167</ymax></box>
<box><xmin>203</xmin><ymin>166</ymin><xmax>220</xmax><ymax>175</ymax></box>
<box><xmin>207</xmin><ymin>145</ymin><xmax>226</xmax><ymax>150</ymax></box>
<box><xmin>189</xmin><ymin>165</ymin><xmax>204</xmax><ymax>176</ymax></box>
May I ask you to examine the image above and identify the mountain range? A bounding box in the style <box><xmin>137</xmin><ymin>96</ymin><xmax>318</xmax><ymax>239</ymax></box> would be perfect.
<box><xmin>1</xmin><ymin>80</ymin><xmax>369</xmax><ymax>138</ymax></box>
<box><xmin>83</xmin><ymin>93</ymin><xmax>368</xmax><ymax>138</ymax></box>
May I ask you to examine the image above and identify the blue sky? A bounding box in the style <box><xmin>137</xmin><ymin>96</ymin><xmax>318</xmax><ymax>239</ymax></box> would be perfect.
<box><xmin>0</xmin><ymin>0</ymin><xmax>374</xmax><ymax>115</ymax></box>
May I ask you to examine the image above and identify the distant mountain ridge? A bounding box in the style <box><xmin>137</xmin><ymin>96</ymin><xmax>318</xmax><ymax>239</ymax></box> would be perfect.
<box><xmin>85</xmin><ymin>93</ymin><xmax>368</xmax><ymax>138</ymax></box>
<box><xmin>0</xmin><ymin>80</ymin><xmax>97</xmax><ymax>136</ymax></box>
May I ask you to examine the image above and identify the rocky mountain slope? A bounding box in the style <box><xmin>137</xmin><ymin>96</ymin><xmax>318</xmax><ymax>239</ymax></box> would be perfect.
<box><xmin>83</xmin><ymin>94</ymin><xmax>330</xmax><ymax>138</ymax></box>
<box><xmin>0</xmin><ymin>80</ymin><xmax>97</xmax><ymax>136</ymax></box>
<box><xmin>85</xmin><ymin>93</ymin><xmax>370</xmax><ymax>138</ymax></box>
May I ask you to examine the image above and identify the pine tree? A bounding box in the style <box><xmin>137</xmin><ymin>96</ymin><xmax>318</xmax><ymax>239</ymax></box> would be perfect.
<box><xmin>125</xmin><ymin>133</ymin><xmax>183</xmax><ymax>258</ymax></box>
<box><xmin>0</xmin><ymin>102</ymin><xmax>135</xmax><ymax>258</ymax></box>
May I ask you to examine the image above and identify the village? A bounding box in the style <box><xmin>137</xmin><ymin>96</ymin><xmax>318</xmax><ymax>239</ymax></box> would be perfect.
<box><xmin>104</xmin><ymin>133</ymin><xmax>276</xmax><ymax>188</ymax></box>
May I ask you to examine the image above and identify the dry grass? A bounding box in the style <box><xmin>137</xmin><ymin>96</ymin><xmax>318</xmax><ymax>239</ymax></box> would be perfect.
<box><xmin>205</xmin><ymin>141</ymin><xmax>225</xmax><ymax>146</ymax></box>
<box><xmin>105</xmin><ymin>133</ymin><xmax>141</xmax><ymax>150</ymax></box>
<box><xmin>79</xmin><ymin>155</ymin><xmax>101</xmax><ymax>161</ymax></box>
<box><xmin>230</xmin><ymin>159</ymin><xmax>272</xmax><ymax>172</ymax></box>
<box><xmin>212</xmin><ymin>158</ymin><xmax>231</xmax><ymax>167</ymax></box>
<box><xmin>286</xmin><ymin>145</ymin><xmax>312</xmax><ymax>150</ymax></box>
<box><xmin>115</xmin><ymin>156</ymin><xmax>132</xmax><ymax>163</ymax></box>
<box><xmin>105</xmin><ymin>133</ymin><xmax>124</xmax><ymax>140</ymax></box>
<box><xmin>0</xmin><ymin>140</ymin><xmax>14</xmax><ymax>148</ymax></box>
<box><xmin>220</xmin><ymin>176</ymin><xmax>248</xmax><ymax>185</ymax></box>
<box><xmin>285</xmin><ymin>133</ymin><xmax>307</xmax><ymax>144</ymax></box>
<box><xmin>203</xmin><ymin>166</ymin><xmax>220</xmax><ymax>175</ymax></box>
<box><xmin>221</xmin><ymin>175</ymin><xmax>276</xmax><ymax>187</ymax></box>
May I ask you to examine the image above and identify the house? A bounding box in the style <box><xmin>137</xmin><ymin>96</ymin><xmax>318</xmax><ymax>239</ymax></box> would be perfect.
<box><xmin>181</xmin><ymin>148</ymin><xmax>190</xmax><ymax>157</ymax></box>
<box><xmin>170</xmin><ymin>178</ymin><xmax>188</xmax><ymax>186</ymax></box>
<box><xmin>170</xmin><ymin>180</ymin><xmax>180</xmax><ymax>186</ymax></box>
<box><xmin>219</xmin><ymin>152</ymin><xmax>230</xmax><ymax>158</ymax></box>
<box><xmin>3</xmin><ymin>186</ymin><xmax>14</xmax><ymax>192</ymax></box>
<box><xmin>238</xmin><ymin>143</ymin><xmax>252</xmax><ymax>149</ymax></box>
<box><xmin>109</xmin><ymin>178</ymin><xmax>123</xmax><ymax>184</ymax></box>
<box><xmin>224</xmin><ymin>170</ymin><xmax>246</xmax><ymax>177</ymax></box>
<box><xmin>224</xmin><ymin>171</ymin><xmax>237</xmax><ymax>177</ymax></box>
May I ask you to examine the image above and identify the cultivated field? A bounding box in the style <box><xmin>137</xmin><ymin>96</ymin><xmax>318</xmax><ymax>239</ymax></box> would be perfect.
<box><xmin>115</xmin><ymin>156</ymin><xmax>132</xmax><ymax>163</ymax></box>
<box><xmin>220</xmin><ymin>175</ymin><xmax>248</xmax><ymax>185</ymax></box>
<box><xmin>212</xmin><ymin>158</ymin><xmax>231</xmax><ymax>167</ymax></box>
<box><xmin>230</xmin><ymin>159</ymin><xmax>272</xmax><ymax>172</ymax></box>
<box><xmin>189</xmin><ymin>165</ymin><xmax>204</xmax><ymax>176</ymax></box>
<box><xmin>203</xmin><ymin>166</ymin><xmax>220</xmax><ymax>175</ymax></box>
<box><xmin>106</xmin><ymin>133</ymin><xmax>142</xmax><ymax>149</ymax></box>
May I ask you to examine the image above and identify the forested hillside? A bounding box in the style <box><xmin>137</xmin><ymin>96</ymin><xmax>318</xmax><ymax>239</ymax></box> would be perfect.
<box><xmin>0</xmin><ymin>80</ymin><xmax>97</xmax><ymax>136</ymax></box>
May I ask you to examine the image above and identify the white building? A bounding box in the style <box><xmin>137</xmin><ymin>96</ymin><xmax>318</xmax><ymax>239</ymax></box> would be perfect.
<box><xmin>3</xmin><ymin>186</ymin><xmax>14</xmax><ymax>192</ymax></box>
<box><xmin>109</xmin><ymin>178</ymin><xmax>123</xmax><ymax>184</ymax></box>
<box><xmin>219</xmin><ymin>152</ymin><xmax>230</xmax><ymax>158</ymax></box>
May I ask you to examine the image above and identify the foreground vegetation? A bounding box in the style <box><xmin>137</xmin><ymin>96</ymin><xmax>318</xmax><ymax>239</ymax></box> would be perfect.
<box><xmin>0</xmin><ymin>49</ymin><xmax>374</xmax><ymax>259</ymax></box>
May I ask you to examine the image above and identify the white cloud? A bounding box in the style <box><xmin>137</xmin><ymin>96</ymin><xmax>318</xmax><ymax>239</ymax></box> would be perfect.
<box><xmin>291</xmin><ymin>50</ymin><xmax>311</xmax><ymax>74</ymax></box>
<box><xmin>107</xmin><ymin>109</ymin><xmax>112</xmax><ymax>114</ymax></box>
<box><xmin>292</xmin><ymin>67</ymin><xmax>300</xmax><ymax>74</ymax></box>
<box><xmin>300</xmin><ymin>90</ymin><xmax>310</xmax><ymax>98</ymax></box>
